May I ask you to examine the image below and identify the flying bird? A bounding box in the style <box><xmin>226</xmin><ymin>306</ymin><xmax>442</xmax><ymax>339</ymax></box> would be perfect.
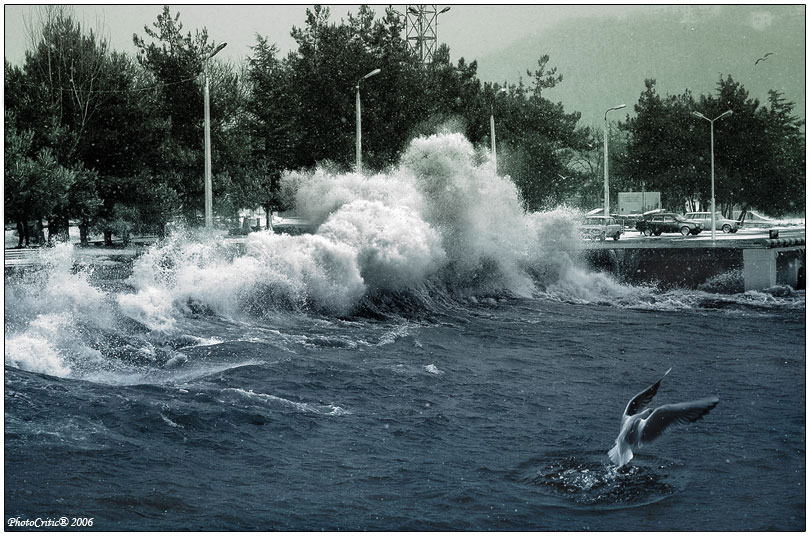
<box><xmin>755</xmin><ymin>52</ymin><xmax>774</xmax><ymax>65</ymax></box>
<box><xmin>608</xmin><ymin>367</ymin><xmax>719</xmax><ymax>467</ymax></box>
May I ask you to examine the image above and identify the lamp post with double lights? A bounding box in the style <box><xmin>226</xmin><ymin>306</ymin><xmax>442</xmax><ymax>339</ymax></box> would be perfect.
<box><xmin>603</xmin><ymin>104</ymin><xmax>626</xmax><ymax>217</ymax></box>
<box><xmin>692</xmin><ymin>109</ymin><xmax>733</xmax><ymax>240</ymax></box>
<box><xmin>203</xmin><ymin>41</ymin><xmax>227</xmax><ymax>228</ymax></box>
<box><xmin>356</xmin><ymin>68</ymin><xmax>381</xmax><ymax>172</ymax></box>
<box><xmin>406</xmin><ymin>5</ymin><xmax>451</xmax><ymax>64</ymax></box>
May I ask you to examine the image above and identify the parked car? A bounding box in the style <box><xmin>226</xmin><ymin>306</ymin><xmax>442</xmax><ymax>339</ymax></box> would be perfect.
<box><xmin>636</xmin><ymin>213</ymin><xmax>703</xmax><ymax>236</ymax></box>
<box><xmin>684</xmin><ymin>212</ymin><xmax>739</xmax><ymax>233</ymax></box>
<box><xmin>581</xmin><ymin>216</ymin><xmax>623</xmax><ymax>241</ymax></box>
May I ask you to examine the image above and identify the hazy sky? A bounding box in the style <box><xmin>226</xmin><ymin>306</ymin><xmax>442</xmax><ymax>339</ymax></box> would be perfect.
<box><xmin>4</xmin><ymin>4</ymin><xmax>803</xmax><ymax>128</ymax></box>
<box><xmin>3</xmin><ymin>4</ymin><xmax>650</xmax><ymax>68</ymax></box>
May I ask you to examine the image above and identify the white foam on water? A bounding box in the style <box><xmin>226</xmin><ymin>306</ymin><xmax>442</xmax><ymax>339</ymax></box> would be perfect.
<box><xmin>283</xmin><ymin>132</ymin><xmax>585</xmax><ymax>299</ymax></box>
<box><xmin>318</xmin><ymin>200</ymin><xmax>445</xmax><ymax>291</ymax></box>
<box><xmin>4</xmin><ymin>321</ymin><xmax>72</xmax><ymax>377</ymax></box>
<box><xmin>7</xmin><ymin>243</ymin><xmax>113</xmax><ymax>323</ymax></box>
<box><xmin>5</xmin><ymin>244</ymin><xmax>114</xmax><ymax>377</ymax></box>
<box><xmin>80</xmin><ymin>360</ymin><xmax>262</xmax><ymax>386</ymax></box>
<box><xmin>6</xmin><ymin>134</ymin><xmax>801</xmax><ymax>384</ymax></box>
<box><xmin>223</xmin><ymin>387</ymin><xmax>350</xmax><ymax>416</ymax></box>
<box><xmin>117</xmin><ymin>285</ymin><xmax>177</xmax><ymax>332</ymax></box>
<box><xmin>377</xmin><ymin>323</ymin><xmax>411</xmax><ymax>346</ymax></box>
<box><xmin>424</xmin><ymin>364</ymin><xmax>444</xmax><ymax>375</ymax></box>
<box><xmin>160</xmin><ymin>413</ymin><xmax>184</xmax><ymax>428</ymax></box>
<box><xmin>542</xmin><ymin>266</ymin><xmax>644</xmax><ymax>305</ymax></box>
<box><xmin>118</xmin><ymin>132</ymin><xmax>592</xmax><ymax>323</ymax></box>
<box><xmin>180</xmin><ymin>335</ymin><xmax>224</xmax><ymax>348</ymax></box>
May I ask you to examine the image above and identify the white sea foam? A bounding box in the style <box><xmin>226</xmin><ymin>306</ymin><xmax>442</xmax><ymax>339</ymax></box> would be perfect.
<box><xmin>112</xmin><ymin>132</ymin><xmax>801</xmax><ymax>323</ymax></box>
<box><xmin>6</xmin><ymin>133</ymin><xmax>799</xmax><ymax>383</ymax></box>
<box><xmin>318</xmin><ymin>200</ymin><xmax>445</xmax><ymax>291</ymax></box>
<box><xmin>224</xmin><ymin>388</ymin><xmax>350</xmax><ymax>416</ymax></box>
<box><xmin>160</xmin><ymin>413</ymin><xmax>184</xmax><ymax>428</ymax></box>
<box><xmin>277</xmin><ymin>133</ymin><xmax>586</xmax><ymax>302</ymax></box>
<box><xmin>124</xmin><ymin>132</ymin><xmax>588</xmax><ymax>321</ymax></box>
<box><xmin>424</xmin><ymin>364</ymin><xmax>444</xmax><ymax>375</ymax></box>
<box><xmin>6</xmin><ymin>243</ymin><xmax>113</xmax><ymax>324</ymax></box>
<box><xmin>377</xmin><ymin>323</ymin><xmax>411</xmax><ymax>346</ymax></box>
<box><xmin>5</xmin><ymin>244</ymin><xmax>114</xmax><ymax>377</ymax></box>
<box><xmin>5</xmin><ymin>326</ymin><xmax>72</xmax><ymax>377</ymax></box>
<box><xmin>180</xmin><ymin>335</ymin><xmax>224</xmax><ymax>348</ymax></box>
<box><xmin>78</xmin><ymin>360</ymin><xmax>261</xmax><ymax>386</ymax></box>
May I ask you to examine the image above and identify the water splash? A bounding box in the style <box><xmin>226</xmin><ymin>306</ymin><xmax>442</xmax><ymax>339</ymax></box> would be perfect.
<box><xmin>4</xmin><ymin>133</ymin><xmax>803</xmax><ymax>381</ymax></box>
<box><xmin>317</xmin><ymin>200</ymin><xmax>445</xmax><ymax>292</ymax></box>
<box><xmin>516</xmin><ymin>453</ymin><xmax>690</xmax><ymax>510</ymax></box>
<box><xmin>115</xmin><ymin>133</ymin><xmax>589</xmax><ymax>324</ymax></box>
<box><xmin>5</xmin><ymin>244</ymin><xmax>114</xmax><ymax>377</ymax></box>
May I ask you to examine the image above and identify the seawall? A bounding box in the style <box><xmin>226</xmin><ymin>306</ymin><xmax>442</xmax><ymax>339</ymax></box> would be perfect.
<box><xmin>581</xmin><ymin>235</ymin><xmax>805</xmax><ymax>291</ymax></box>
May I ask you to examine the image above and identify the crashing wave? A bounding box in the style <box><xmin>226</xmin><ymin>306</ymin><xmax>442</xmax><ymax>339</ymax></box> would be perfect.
<box><xmin>4</xmin><ymin>133</ymin><xmax>803</xmax><ymax>380</ymax></box>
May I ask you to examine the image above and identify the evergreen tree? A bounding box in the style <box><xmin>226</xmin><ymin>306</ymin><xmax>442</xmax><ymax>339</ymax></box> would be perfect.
<box><xmin>4</xmin><ymin>112</ymin><xmax>75</xmax><ymax>246</ymax></box>
<box><xmin>620</xmin><ymin>76</ymin><xmax>805</xmax><ymax>216</ymax></box>
<box><xmin>133</xmin><ymin>6</ymin><xmax>211</xmax><ymax>220</ymax></box>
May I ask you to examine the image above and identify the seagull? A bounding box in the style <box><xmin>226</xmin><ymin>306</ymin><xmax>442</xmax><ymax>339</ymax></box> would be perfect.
<box><xmin>755</xmin><ymin>52</ymin><xmax>774</xmax><ymax>65</ymax></box>
<box><xmin>608</xmin><ymin>367</ymin><xmax>719</xmax><ymax>467</ymax></box>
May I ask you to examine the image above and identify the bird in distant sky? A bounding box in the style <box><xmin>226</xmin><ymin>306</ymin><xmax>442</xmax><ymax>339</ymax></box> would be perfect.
<box><xmin>755</xmin><ymin>52</ymin><xmax>774</xmax><ymax>65</ymax></box>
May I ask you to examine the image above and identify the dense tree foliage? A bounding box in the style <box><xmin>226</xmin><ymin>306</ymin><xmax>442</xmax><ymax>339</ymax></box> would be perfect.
<box><xmin>5</xmin><ymin>112</ymin><xmax>75</xmax><ymax>245</ymax></box>
<box><xmin>4</xmin><ymin>5</ymin><xmax>804</xmax><ymax>247</ymax></box>
<box><xmin>618</xmin><ymin>76</ymin><xmax>805</xmax><ymax>216</ymax></box>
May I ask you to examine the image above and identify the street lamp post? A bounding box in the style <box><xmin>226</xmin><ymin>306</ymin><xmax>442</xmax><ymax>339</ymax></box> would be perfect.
<box><xmin>692</xmin><ymin>109</ymin><xmax>733</xmax><ymax>240</ymax></box>
<box><xmin>490</xmin><ymin>87</ymin><xmax>507</xmax><ymax>170</ymax></box>
<box><xmin>203</xmin><ymin>42</ymin><xmax>227</xmax><ymax>229</ymax></box>
<box><xmin>356</xmin><ymin>68</ymin><xmax>381</xmax><ymax>172</ymax></box>
<box><xmin>603</xmin><ymin>104</ymin><xmax>626</xmax><ymax>217</ymax></box>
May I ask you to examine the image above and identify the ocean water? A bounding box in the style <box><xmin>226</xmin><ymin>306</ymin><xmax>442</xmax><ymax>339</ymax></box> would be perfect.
<box><xmin>4</xmin><ymin>134</ymin><xmax>805</xmax><ymax>531</ymax></box>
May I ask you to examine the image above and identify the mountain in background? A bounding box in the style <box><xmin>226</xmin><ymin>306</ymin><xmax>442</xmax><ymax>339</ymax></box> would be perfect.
<box><xmin>473</xmin><ymin>5</ymin><xmax>805</xmax><ymax>128</ymax></box>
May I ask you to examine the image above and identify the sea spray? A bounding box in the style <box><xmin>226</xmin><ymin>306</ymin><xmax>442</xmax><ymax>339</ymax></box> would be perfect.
<box><xmin>122</xmin><ymin>230</ymin><xmax>366</xmax><ymax>321</ymax></box>
<box><xmin>280</xmin><ymin>132</ymin><xmax>586</xmax><ymax>298</ymax></box>
<box><xmin>317</xmin><ymin>200</ymin><xmax>445</xmax><ymax>291</ymax></box>
<box><xmin>242</xmin><ymin>231</ymin><xmax>365</xmax><ymax>314</ymax></box>
<box><xmin>4</xmin><ymin>243</ymin><xmax>113</xmax><ymax>376</ymax></box>
<box><xmin>288</xmin><ymin>167</ymin><xmax>426</xmax><ymax>227</ymax></box>
<box><xmin>118</xmin><ymin>133</ymin><xmax>592</xmax><ymax>325</ymax></box>
<box><xmin>4</xmin><ymin>314</ymin><xmax>75</xmax><ymax>376</ymax></box>
<box><xmin>401</xmin><ymin>133</ymin><xmax>536</xmax><ymax>292</ymax></box>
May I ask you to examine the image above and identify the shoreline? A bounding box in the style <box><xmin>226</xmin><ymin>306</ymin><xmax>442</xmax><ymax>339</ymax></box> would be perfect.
<box><xmin>4</xmin><ymin>227</ymin><xmax>805</xmax><ymax>291</ymax></box>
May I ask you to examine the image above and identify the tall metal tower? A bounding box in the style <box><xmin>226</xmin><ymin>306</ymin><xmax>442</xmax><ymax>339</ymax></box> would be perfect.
<box><xmin>404</xmin><ymin>5</ymin><xmax>451</xmax><ymax>65</ymax></box>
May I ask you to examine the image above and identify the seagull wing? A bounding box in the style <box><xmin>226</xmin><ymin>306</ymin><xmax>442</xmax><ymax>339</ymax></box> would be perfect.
<box><xmin>756</xmin><ymin>52</ymin><xmax>774</xmax><ymax>65</ymax></box>
<box><xmin>639</xmin><ymin>396</ymin><xmax>719</xmax><ymax>444</ymax></box>
<box><xmin>623</xmin><ymin>367</ymin><xmax>672</xmax><ymax>420</ymax></box>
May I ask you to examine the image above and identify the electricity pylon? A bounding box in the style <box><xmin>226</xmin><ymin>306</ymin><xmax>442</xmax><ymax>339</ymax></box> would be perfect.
<box><xmin>404</xmin><ymin>5</ymin><xmax>451</xmax><ymax>64</ymax></box>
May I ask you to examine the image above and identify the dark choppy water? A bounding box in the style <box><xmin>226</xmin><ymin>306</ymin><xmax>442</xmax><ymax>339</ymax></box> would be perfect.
<box><xmin>5</xmin><ymin>268</ymin><xmax>805</xmax><ymax>531</ymax></box>
<box><xmin>4</xmin><ymin>134</ymin><xmax>806</xmax><ymax>530</ymax></box>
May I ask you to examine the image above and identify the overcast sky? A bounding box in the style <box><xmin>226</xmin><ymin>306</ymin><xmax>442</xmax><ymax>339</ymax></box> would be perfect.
<box><xmin>3</xmin><ymin>4</ymin><xmax>651</xmax><ymax>67</ymax></box>
<box><xmin>4</xmin><ymin>4</ymin><xmax>804</xmax><ymax>128</ymax></box>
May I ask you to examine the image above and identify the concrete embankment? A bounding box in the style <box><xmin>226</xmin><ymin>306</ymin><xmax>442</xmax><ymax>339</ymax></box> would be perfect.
<box><xmin>580</xmin><ymin>231</ymin><xmax>806</xmax><ymax>291</ymax></box>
